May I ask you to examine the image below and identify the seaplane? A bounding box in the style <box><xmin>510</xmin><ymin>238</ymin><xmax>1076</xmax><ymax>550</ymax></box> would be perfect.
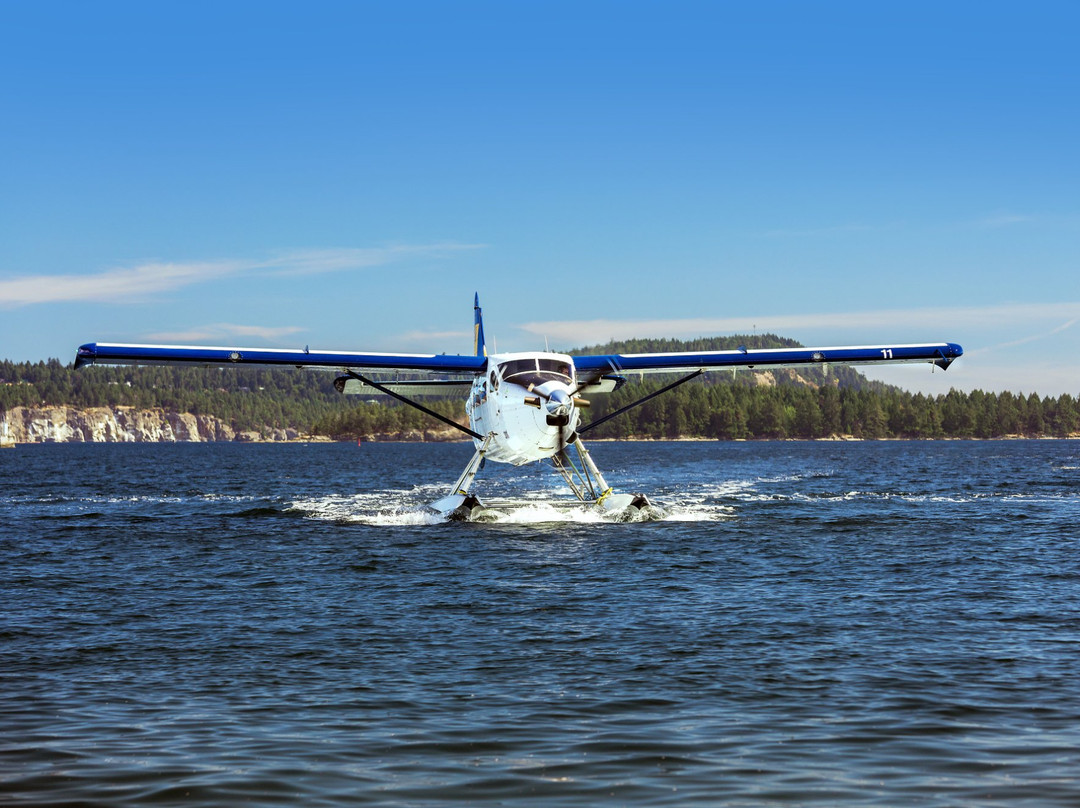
<box><xmin>76</xmin><ymin>295</ymin><xmax>963</xmax><ymax>520</ymax></box>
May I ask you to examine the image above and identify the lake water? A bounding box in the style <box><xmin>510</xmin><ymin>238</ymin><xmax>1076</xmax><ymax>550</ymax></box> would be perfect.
<box><xmin>3</xmin><ymin>440</ymin><xmax>1080</xmax><ymax>806</ymax></box>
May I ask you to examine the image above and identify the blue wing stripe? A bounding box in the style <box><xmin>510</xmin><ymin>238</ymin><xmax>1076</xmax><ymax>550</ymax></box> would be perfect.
<box><xmin>75</xmin><ymin>343</ymin><xmax>487</xmax><ymax>374</ymax></box>
<box><xmin>573</xmin><ymin>342</ymin><xmax>963</xmax><ymax>373</ymax></box>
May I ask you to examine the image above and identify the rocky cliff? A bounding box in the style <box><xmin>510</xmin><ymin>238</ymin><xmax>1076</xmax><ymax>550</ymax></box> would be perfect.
<box><xmin>0</xmin><ymin>406</ymin><xmax>302</xmax><ymax>443</ymax></box>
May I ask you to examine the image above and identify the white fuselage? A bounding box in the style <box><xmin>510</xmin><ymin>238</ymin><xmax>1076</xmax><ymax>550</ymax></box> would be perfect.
<box><xmin>466</xmin><ymin>351</ymin><xmax>582</xmax><ymax>465</ymax></box>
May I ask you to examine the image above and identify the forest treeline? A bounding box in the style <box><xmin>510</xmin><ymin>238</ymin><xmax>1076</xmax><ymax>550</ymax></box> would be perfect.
<box><xmin>314</xmin><ymin>376</ymin><xmax>1078</xmax><ymax>440</ymax></box>
<box><xmin>2</xmin><ymin>341</ymin><xmax>1077</xmax><ymax>440</ymax></box>
<box><xmin>0</xmin><ymin>359</ymin><xmax>341</xmax><ymax>433</ymax></box>
<box><xmin>577</xmin><ymin>380</ymin><xmax>1077</xmax><ymax>440</ymax></box>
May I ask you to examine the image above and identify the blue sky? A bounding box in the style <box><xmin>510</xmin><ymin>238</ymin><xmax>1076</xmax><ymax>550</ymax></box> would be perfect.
<box><xmin>2</xmin><ymin>1</ymin><xmax>1077</xmax><ymax>395</ymax></box>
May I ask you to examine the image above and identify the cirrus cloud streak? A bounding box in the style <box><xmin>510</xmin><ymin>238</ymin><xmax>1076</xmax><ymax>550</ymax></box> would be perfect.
<box><xmin>0</xmin><ymin>244</ymin><xmax>484</xmax><ymax>308</ymax></box>
<box><xmin>520</xmin><ymin>302</ymin><xmax>1080</xmax><ymax>346</ymax></box>
<box><xmin>144</xmin><ymin>323</ymin><xmax>310</xmax><ymax>344</ymax></box>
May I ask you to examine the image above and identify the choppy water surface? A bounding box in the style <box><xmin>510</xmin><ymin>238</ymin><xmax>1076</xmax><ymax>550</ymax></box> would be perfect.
<box><xmin>3</xmin><ymin>440</ymin><xmax>1080</xmax><ymax>806</ymax></box>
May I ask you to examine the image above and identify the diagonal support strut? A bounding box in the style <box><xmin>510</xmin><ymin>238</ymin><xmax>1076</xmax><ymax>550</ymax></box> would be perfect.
<box><xmin>346</xmin><ymin>371</ymin><xmax>483</xmax><ymax>440</ymax></box>
<box><xmin>577</xmin><ymin>369</ymin><xmax>705</xmax><ymax>435</ymax></box>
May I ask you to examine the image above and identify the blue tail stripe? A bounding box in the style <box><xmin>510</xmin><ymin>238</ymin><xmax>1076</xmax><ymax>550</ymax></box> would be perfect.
<box><xmin>473</xmin><ymin>293</ymin><xmax>486</xmax><ymax>357</ymax></box>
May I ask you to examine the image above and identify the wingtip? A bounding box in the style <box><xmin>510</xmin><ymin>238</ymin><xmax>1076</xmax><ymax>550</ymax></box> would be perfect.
<box><xmin>934</xmin><ymin>343</ymin><xmax>964</xmax><ymax>371</ymax></box>
<box><xmin>74</xmin><ymin>343</ymin><xmax>96</xmax><ymax>369</ymax></box>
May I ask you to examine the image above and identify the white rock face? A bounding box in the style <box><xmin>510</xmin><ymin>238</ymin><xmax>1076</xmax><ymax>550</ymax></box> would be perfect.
<box><xmin>0</xmin><ymin>407</ymin><xmax>292</xmax><ymax>443</ymax></box>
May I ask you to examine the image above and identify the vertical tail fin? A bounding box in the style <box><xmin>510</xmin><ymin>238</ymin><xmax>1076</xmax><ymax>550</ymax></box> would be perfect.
<box><xmin>473</xmin><ymin>293</ymin><xmax>487</xmax><ymax>357</ymax></box>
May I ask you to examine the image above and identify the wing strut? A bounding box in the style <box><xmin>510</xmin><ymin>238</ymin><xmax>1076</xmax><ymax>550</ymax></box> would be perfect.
<box><xmin>345</xmin><ymin>371</ymin><xmax>483</xmax><ymax>440</ymax></box>
<box><xmin>578</xmin><ymin>370</ymin><xmax>705</xmax><ymax>436</ymax></box>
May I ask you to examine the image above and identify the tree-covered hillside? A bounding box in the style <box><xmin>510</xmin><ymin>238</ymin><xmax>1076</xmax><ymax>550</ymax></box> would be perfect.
<box><xmin>569</xmin><ymin>334</ymin><xmax>881</xmax><ymax>391</ymax></box>
<box><xmin>1</xmin><ymin>359</ymin><xmax>341</xmax><ymax>433</ymax></box>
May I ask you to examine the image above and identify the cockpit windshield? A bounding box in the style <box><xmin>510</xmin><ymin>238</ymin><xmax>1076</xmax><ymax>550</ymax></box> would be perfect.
<box><xmin>499</xmin><ymin>358</ymin><xmax>573</xmax><ymax>387</ymax></box>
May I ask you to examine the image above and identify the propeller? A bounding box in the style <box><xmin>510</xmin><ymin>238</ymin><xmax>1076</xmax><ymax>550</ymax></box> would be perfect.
<box><xmin>524</xmin><ymin>371</ymin><xmax>601</xmax><ymax>409</ymax></box>
<box><xmin>552</xmin><ymin>393</ymin><xmax>572</xmax><ymax>464</ymax></box>
<box><xmin>523</xmin><ymin>372</ymin><xmax>606</xmax><ymax>461</ymax></box>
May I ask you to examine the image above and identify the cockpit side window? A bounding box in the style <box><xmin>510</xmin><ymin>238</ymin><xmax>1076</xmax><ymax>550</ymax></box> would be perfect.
<box><xmin>537</xmin><ymin>359</ymin><xmax>573</xmax><ymax>382</ymax></box>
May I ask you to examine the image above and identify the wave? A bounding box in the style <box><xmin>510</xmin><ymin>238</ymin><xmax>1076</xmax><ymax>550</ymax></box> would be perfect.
<box><xmin>287</xmin><ymin>492</ymin><xmax>728</xmax><ymax>525</ymax></box>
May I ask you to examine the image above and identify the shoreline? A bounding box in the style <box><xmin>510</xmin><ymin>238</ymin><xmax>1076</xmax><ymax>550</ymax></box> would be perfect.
<box><xmin>4</xmin><ymin>434</ymin><xmax>1078</xmax><ymax>447</ymax></box>
<box><xmin>3</xmin><ymin>405</ymin><xmax>1077</xmax><ymax>446</ymax></box>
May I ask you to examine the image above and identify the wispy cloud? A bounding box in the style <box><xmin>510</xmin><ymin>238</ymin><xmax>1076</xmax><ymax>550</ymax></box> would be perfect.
<box><xmin>520</xmin><ymin>302</ymin><xmax>1080</xmax><ymax>346</ymax></box>
<box><xmin>395</xmin><ymin>329</ymin><xmax>472</xmax><ymax>345</ymax></box>
<box><xmin>145</xmin><ymin>323</ymin><xmax>309</xmax><ymax>344</ymax></box>
<box><xmin>0</xmin><ymin>243</ymin><xmax>485</xmax><ymax>308</ymax></box>
<box><xmin>262</xmin><ymin>244</ymin><xmax>486</xmax><ymax>276</ymax></box>
<box><xmin>964</xmin><ymin>317</ymin><xmax>1079</xmax><ymax>356</ymax></box>
<box><xmin>0</xmin><ymin>259</ymin><xmax>251</xmax><ymax>307</ymax></box>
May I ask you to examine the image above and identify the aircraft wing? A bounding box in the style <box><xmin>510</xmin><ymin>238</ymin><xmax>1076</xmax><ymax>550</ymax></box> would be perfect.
<box><xmin>573</xmin><ymin>342</ymin><xmax>963</xmax><ymax>375</ymax></box>
<box><xmin>74</xmin><ymin>342</ymin><xmax>487</xmax><ymax>375</ymax></box>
